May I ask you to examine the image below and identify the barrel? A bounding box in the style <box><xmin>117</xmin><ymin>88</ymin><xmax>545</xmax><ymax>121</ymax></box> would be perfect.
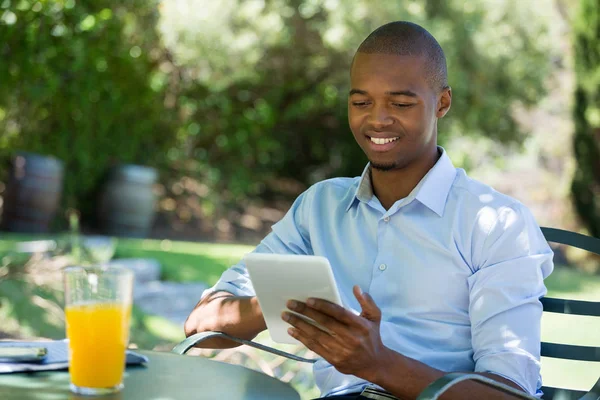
<box><xmin>98</xmin><ymin>165</ymin><xmax>157</xmax><ymax>238</ymax></box>
<box><xmin>1</xmin><ymin>152</ymin><xmax>64</xmax><ymax>233</ymax></box>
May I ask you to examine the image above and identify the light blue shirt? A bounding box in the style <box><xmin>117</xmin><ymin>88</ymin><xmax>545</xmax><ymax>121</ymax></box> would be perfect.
<box><xmin>204</xmin><ymin>147</ymin><xmax>554</xmax><ymax>397</ymax></box>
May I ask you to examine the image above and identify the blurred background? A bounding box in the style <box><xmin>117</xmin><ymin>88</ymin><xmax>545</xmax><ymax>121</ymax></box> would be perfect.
<box><xmin>0</xmin><ymin>0</ymin><xmax>599</xmax><ymax>398</ymax></box>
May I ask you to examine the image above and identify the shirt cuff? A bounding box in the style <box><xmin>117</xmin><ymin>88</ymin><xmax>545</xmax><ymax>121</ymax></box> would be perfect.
<box><xmin>200</xmin><ymin>281</ymin><xmax>249</xmax><ymax>301</ymax></box>
<box><xmin>200</xmin><ymin>264</ymin><xmax>256</xmax><ymax>300</ymax></box>
<box><xmin>475</xmin><ymin>351</ymin><xmax>541</xmax><ymax>396</ymax></box>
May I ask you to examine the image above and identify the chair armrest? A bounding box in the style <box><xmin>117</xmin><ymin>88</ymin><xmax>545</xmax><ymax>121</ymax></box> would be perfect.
<box><xmin>579</xmin><ymin>375</ymin><xmax>600</xmax><ymax>400</ymax></box>
<box><xmin>171</xmin><ymin>331</ymin><xmax>319</xmax><ymax>363</ymax></box>
<box><xmin>416</xmin><ymin>372</ymin><xmax>538</xmax><ymax>400</ymax></box>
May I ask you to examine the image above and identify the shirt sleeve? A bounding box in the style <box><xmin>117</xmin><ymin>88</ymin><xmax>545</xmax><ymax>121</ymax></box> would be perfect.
<box><xmin>200</xmin><ymin>186</ymin><xmax>315</xmax><ymax>300</ymax></box>
<box><xmin>467</xmin><ymin>203</ymin><xmax>554</xmax><ymax>396</ymax></box>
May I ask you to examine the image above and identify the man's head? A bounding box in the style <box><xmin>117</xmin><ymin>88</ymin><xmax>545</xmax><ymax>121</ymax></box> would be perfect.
<box><xmin>357</xmin><ymin>21</ymin><xmax>448</xmax><ymax>91</ymax></box>
<box><xmin>349</xmin><ymin>21</ymin><xmax>452</xmax><ymax>172</ymax></box>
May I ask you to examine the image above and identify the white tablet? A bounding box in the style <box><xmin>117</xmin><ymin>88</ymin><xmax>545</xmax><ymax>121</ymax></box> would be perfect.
<box><xmin>244</xmin><ymin>253</ymin><xmax>343</xmax><ymax>345</ymax></box>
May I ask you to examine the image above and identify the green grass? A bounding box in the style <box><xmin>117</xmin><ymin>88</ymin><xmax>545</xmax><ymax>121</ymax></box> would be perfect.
<box><xmin>0</xmin><ymin>234</ymin><xmax>254</xmax><ymax>354</ymax></box>
<box><xmin>0</xmin><ymin>233</ymin><xmax>57</xmax><ymax>252</ymax></box>
<box><xmin>541</xmin><ymin>267</ymin><xmax>600</xmax><ymax>391</ymax></box>
<box><xmin>0</xmin><ymin>279</ymin><xmax>65</xmax><ymax>339</ymax></box>
<box><xmin>545</xmin><ymin>266</ymin><xmax>600</xmax><ymax>300</ymax></box>
<box><xmin>113</xmin><ymin>238</ymin><xmax>253</xmax><ymax>285</ymax></box>
<box><xmin>0</xmin><ymin>233</ymin><xmax>250</xmax><ymax>350</ymax></box>
<box><xmin>0</xmin><ymin>233</ymin><xmax>254</xmax><ymax>286</ymax></box>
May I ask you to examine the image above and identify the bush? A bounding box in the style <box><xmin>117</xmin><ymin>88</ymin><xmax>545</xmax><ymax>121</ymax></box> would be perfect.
<box><xmin>0</xmin><ymin>1</ymin><xmax>177</xmax><ymax>224</ymax></box>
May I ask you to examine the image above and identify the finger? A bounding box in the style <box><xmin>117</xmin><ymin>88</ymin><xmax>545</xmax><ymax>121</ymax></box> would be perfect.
<box><xmin>283</xmin><ymin>312</ymin><xmax>345</xmax><ymax>351</ymax></box>
<box><xmin>287</xmin><ymin>326</ymin><xmax>340</xmax><ymax>360</ymax></box>
<box><xmin>353</xmin><ymin>285</ymin><xmax>382</xmax><ymax>322</ymax></box>
<box><xmin>282</xmin><ymin>311</ymin><xmax>327</xmax><ymax>336</ymax></box>
<box><xmin>282</xmin><ymin>311</ymin><xmax>339</xmax><ymax>340</ymax></box>
<box><xmin>287</xmin><ymin>300</ymin><xmax>353</xmax><ymax>334</ymax></box>
<box><xmin>303</xmin><ymin>298</ymin><xmax>359</xmax><ymax>325</ymax></box>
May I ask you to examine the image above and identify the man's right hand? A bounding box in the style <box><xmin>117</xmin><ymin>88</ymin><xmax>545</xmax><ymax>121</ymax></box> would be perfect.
<box><xmin>183</xmin><ymin>291</ymin><xmax>267</xmax><ymax>349</ymax></box>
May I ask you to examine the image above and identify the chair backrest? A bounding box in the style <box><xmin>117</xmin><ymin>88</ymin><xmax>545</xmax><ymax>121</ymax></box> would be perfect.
<box><xmin>539</xmin><ymin>227</ymin><xmax>600</xmax><ymax>400</ymax></box>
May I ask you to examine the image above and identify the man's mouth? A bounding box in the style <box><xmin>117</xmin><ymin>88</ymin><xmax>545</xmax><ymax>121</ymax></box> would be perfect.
<box><xmin>369</xmin><ymin>137</ymin><xmax>399</xmax><ymax>145</ymax></box>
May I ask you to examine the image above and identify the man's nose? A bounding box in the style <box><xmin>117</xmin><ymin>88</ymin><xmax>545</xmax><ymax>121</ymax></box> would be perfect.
<box><xmin>368</xmin><ymin>105</ymin><xmax>393</xmax><ymax>128</ymax></box>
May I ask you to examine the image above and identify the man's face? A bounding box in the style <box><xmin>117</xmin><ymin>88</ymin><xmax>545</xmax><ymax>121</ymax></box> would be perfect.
<box><xmin>348</xmin><ymin>53</ymin><xmax>450</xmax><ymax>171</ymax></box>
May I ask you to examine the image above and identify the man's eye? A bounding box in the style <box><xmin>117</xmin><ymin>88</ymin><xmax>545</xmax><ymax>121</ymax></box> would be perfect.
<box><xmin>392</xmin><ymin>103</ymin><xmax>414</xmax><ymax>108</ymax></box>
<box><xmin>352</xmin><ymin>102</ymin><xmax>370</xmax><ymax>107</ymax></box>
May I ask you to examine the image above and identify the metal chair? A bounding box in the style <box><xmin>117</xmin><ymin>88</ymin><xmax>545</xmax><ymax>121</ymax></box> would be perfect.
<box><xmin>172</xmin><ymin>330</ymin><xmax>318</xmax><ymax>363</ymax></box>
<box><xmin>417</xmin><ymin>227</ymin><xmax>600</xmax><ymax>400</ymax></box>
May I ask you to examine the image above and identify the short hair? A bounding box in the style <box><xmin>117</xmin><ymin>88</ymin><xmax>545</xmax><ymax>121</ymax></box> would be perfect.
<box><xmin>356</xmin><ymin>21</ymin><xmax>448</xmax><ymax>91</ymax></box>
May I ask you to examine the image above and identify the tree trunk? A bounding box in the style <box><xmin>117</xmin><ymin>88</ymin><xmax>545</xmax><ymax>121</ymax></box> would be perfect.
<box><xmin>571</xmin><ymin>0</ymin><xmax>600</xmax><ymax>237</ymax></box>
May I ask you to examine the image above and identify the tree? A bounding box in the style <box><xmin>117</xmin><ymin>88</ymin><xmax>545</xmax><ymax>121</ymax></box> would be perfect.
<box><xmin>571</xmin><ymin>0</ymin><xmax>600</xmax><ymax>237</ymax></box>
<box><xmin>0</xmin><ymin>0</ymin><xmax>556</xmax><ymax>228</ymax></box>
<box><xmin>0</xmin><ymin>0</ymin><xmax>176</xmax><ymax>222</ymax></box>
<box><xmin>160</xmin><ymin>0</ymin><xmax>553</xmax><ymax>200</ymax></box>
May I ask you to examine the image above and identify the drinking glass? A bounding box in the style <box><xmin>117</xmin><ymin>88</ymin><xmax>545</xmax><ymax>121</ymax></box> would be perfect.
<box><xmin>63</xmin><ymin>265</ymin><xmax>133</xmax><ymax>395</ymax></box>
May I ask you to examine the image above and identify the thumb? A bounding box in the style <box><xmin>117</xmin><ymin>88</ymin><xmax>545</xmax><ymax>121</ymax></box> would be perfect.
<box><xmin>353</xmin><ymin>285</ymin><xmax>381</xmax><ymax>322</ymax></box>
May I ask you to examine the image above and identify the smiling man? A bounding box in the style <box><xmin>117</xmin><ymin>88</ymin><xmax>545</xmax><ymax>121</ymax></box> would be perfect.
<box><xmin>185</xmin><ymin>21</ymin><xmax>554</xmax><ymax>399</ymax></box>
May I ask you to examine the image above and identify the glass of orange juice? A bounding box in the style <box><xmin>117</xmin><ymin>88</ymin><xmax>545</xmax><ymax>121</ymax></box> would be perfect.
<box><xmin>63</xmin><ymin>265</ymin><xmax>134</xmax><ymax>395</ymax></box>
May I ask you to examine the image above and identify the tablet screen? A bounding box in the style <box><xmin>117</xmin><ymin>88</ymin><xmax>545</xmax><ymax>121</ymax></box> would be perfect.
<box><xmin>244</xmin><ymin>253</ymin><xmax>343</xmax><ymax>345</ymax></box>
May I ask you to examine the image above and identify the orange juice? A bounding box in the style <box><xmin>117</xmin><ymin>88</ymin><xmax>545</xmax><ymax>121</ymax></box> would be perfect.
<box><xmin>65</xmin><ymin>302</ymin><xmax>132</xmax><ymax>388</ymax></box>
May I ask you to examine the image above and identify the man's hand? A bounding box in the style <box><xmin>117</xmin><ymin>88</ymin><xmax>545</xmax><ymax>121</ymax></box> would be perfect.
<box><xmin>282</xmin><ymin>285</ymin><xmax>390</xmax><ymax>382</ymax></box>
<box><xmin>184</xmin><ymin>292</ymin><xmax>266</xmax><ymax>348</ymax></box>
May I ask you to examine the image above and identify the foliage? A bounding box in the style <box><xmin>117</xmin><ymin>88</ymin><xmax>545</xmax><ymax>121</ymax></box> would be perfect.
<box><xmin>0</xmin><ymin>0</ymin><xmax>554</xmax><ymax>227</ymax></box>
<box><xmin>0</xmin><ymin>0</ymin><xmax>177</xmax><ymax>222</ymax></box>
<box><xmin>571</xmin><ymin>0</ymin><xmax>600</xmax><ymax>237</ymax></box>
<box><xmin>161</xmin><ymin>0</ymin><xmax>553</xmax><ymax>201</ymax></box>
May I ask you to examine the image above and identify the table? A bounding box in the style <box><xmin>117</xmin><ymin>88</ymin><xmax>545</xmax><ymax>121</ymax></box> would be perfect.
<box><xmin>0</xmin><ymin>350</ymin><xmax>301</xmax><ymax>400</ymax></box>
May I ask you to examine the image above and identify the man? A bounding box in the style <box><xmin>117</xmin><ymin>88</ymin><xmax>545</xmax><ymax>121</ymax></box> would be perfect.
<box><xmin>185</xmin><ymin>21</ymin><xmax>553</xmax><ymax>399</ymax></box>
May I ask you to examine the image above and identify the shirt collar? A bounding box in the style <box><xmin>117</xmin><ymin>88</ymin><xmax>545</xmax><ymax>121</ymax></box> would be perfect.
<box><xmin>345</xmin><ymin>146</ymin><xmax>457</xmax><ymax>217</ymax></box>
<box><xmin>414</xmin><ymin>148</ymin><xmax>456</xmax><ymax>217</ymax></box>
<box><xmin>344</xmin><ymin>164</ymin><xmax>372</xmax><ymax>212</ymax></box>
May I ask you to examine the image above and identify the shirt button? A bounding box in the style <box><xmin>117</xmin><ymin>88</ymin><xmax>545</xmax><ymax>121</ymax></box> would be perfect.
<box><xmin>384</xmin><ymin>216</ymin><xmax>390</xmax><ymax>222</ymax></box>
<box><xmin>378</xmin><ymin>264</ymin><xmax>387</xmax><ymax>271</ymax></box>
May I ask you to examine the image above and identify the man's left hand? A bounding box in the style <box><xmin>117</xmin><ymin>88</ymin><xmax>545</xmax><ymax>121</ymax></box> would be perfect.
<box><xmin>282</xmin><ymin>285</ymin><xmax>390</xmax><ymax>382</ymax></box>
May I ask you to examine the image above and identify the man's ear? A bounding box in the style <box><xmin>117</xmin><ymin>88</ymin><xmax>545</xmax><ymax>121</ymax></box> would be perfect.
<box><xmin>436</xmin><ymin>87</ymin><xmax>452</xmax><ymax>118</ymax></box>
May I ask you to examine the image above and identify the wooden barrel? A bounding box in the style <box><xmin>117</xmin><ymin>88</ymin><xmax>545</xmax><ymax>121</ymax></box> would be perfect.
<box><xmin>98</xmin><ymin>165</ymin><xmax>157</xmax><ymax>237</ymax></box>
<box><xmin>1</xmin><ymin>152</ymin><xmax>64</xmax><ymax>233</ymax></box>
